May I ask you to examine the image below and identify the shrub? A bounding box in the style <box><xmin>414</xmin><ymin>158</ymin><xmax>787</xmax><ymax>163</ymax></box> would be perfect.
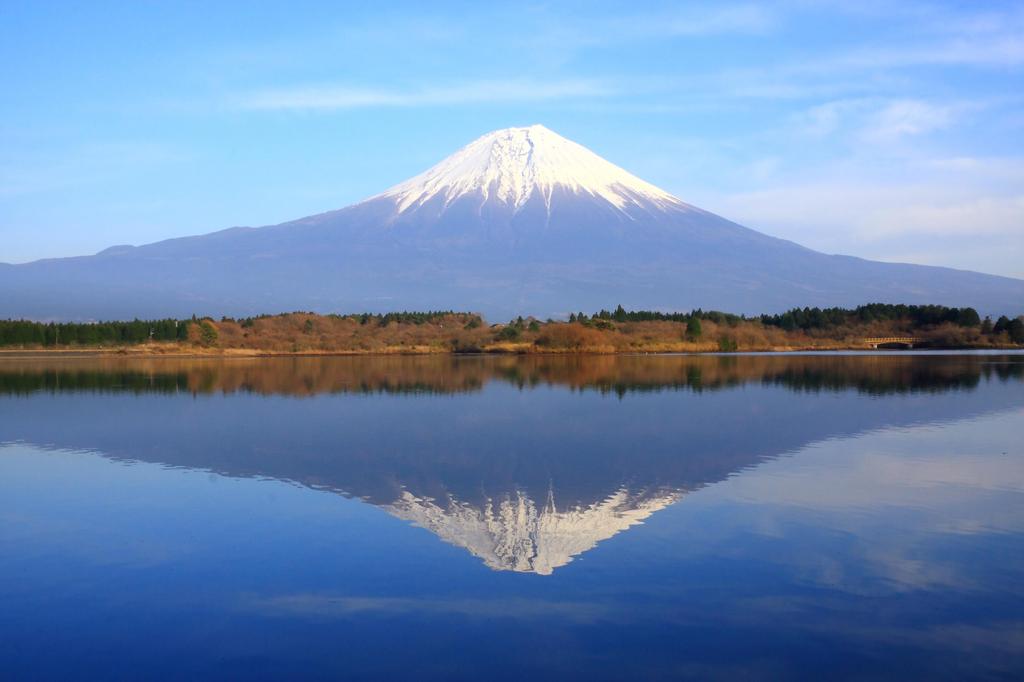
<box><xmin>535</xmin><ymin>323</ymin><xmax>605</xmax><ymax>350</ymax></box>
<box><xmin>497</xmin><ymin>325</ymin><xmax>521</xmax><ymax>341</ymax></box>
<box><xmin>199</xmin><ymin>320</ymin><xmax>219</xmax><ymax>347</ymax></box>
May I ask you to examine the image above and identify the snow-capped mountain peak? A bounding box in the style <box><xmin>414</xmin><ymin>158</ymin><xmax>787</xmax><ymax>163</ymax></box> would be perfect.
<box><xmin>372</xmin><ymin>124</ymin><xmax>685</xmax><ymax>215</ymax></box>
<box><xmin>387</xmin><ymin>486</ymin><xmax>683</xmax><ymax>575</ymax></box>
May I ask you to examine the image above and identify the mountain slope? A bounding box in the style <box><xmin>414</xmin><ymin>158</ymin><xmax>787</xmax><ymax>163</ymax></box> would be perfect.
<box><xmin>2</xmin><ymin>124</ymin><xmax>1022</xmax><ymax>320</ymax></box>
<box><xmin>374</xmin><ymin>123</ymin><xmax>682</xmax><ymax>214</ymax></box>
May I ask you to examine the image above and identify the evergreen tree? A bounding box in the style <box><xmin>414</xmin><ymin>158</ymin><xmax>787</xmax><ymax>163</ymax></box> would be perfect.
<box><xmin>497</xmin><ymin>325</ymin><xmax>521</xmax><ymax>341</ymax></box>
<box><xmin>1008</xmin><ymin>318</ymin><xmax>1024</xmax><ymax>344</ymax></box>
<box><xmin>958</xmin><ymin>308</ymin><xmax>981</xmax><ymax>327</ymax></box>
<box><xmin>686</xmin><ymin>316</ymin><xmax>702</xmax><ymax>339</ymax></box>
<box><xmin>199</xmin><ymin>320</ymin><xmax>219</xmax><ymax>347</ymax></box>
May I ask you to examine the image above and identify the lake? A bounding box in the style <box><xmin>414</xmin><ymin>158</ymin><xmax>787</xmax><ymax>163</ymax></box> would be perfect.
<box><xmin>1</xmin><ymin>352</ymin><xmax>1022</xmax><ymax>680</ymax></box>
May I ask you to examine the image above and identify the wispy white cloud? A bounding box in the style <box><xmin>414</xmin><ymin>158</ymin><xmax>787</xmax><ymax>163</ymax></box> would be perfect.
<box><xmin>678</xmin><ymin>6</ymin><xmax>1024</xmax><ymax>104</ymax></box>
<box><xmin>862</xmin><ymin>99</ymin><xmax>964</xmax><ymax>141</ymax></box>
<box><xmin>823</xmin><ymin>35</ymin><xmax>1024</xmax><ymax>71</ymax></box>
<box><xmin>717</xmin><ymin>181</ymin><xmax>1024</xmax><ymax>239</ymax></box>
<box><xmin>788</xmin><ymin>97</ymin><xmax>978</xmax><ymax>142</ymax></box>
<box><xmin>860</xmin><ymin>194</ymin><xmax>1024</xmax><ymax>240</ymax></box>
<box><xmin>232</xmin><ymin>79</ymin><xmax>614</xmax><ymax>112</ymax></box>
<box><xmin>792</xmin><ymin>99</ymin><xmax>863</xmax><ymax>137</ymax></box>
<box><xmin>210</xmin><ymin>3</ymin><xmax>1023</xmax><ymax>119</ymax></box>
<box><xmin>795</xmin><ymin>2</ymin><xmax>1024</xmax><ymax>70</ymax></box>
<box><xmin>704</xmin><ymin>170</ymin><xmax>1024</xmax><ymax>278</ymax></box>
<box><xmin>506</xmin><ymin>3</ymin><xmax>780</xmax><ymax>56</ymax></box>
<box><xmin>607</xmin><ymin>4</ymin><xmax>778</xmax><ymax>39</ymax></box>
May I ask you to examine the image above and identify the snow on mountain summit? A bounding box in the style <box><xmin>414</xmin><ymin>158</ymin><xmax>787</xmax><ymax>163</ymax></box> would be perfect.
<box><xmin>372</xmin><ymin>124</ymin><xmax>685</xmax><ymax>215</ymax></box>
<box><xmin>387</xmin><ymin>486</ymin><xmax>682</xmax><ymax>575</ymax></box>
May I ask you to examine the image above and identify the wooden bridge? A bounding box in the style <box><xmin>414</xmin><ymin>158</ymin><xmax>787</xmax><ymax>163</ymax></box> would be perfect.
<box><xmin>863</xmin><ymin>336</ymin><xmax>920</xmax><ymax>349</ymax></box>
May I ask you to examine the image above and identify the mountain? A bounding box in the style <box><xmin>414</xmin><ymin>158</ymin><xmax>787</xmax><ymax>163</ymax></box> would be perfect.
<box><xmin>387</xmin><ymin>488</ymin><xmax>682</xmax><ymax>575</ymax></box>
<box><xmin>2</xmin><ymin>124</ymin><xmax>1022</xmax><ymax>320</ymax></box>
<box><xmin>5</xmin><ymin>354</ymin><xmax>1023</xmax><ymax>574</ymax></box>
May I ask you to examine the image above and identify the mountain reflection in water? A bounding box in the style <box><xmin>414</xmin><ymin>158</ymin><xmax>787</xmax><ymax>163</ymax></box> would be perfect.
<box><xmin>2</xmin><ymin>353</ymin><xmax>1022</xmax><ymax>575</ymax></box>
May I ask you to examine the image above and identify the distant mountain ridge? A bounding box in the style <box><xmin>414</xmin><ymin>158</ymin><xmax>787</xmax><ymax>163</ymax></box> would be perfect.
<box><xmin>2</xmin><ymin>124</ymin><xmax>1022</xmax><ymax>320</ymax></box>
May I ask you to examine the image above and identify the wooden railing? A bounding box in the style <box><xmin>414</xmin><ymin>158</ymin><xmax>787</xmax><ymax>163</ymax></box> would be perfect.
<box><xmin>863</xmin><ymin>337</ymin><xmax>920</xmax><ymax>348</ymax></box>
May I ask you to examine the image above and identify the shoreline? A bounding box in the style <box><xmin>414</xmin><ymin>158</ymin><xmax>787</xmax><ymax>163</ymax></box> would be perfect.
<box><xmin>1</xmin><ymin>344</ymin><xmax>1020</xmax><ymax>359</ymax></box>
<box><xmin>5</xmin><ymin>308</ymin><xmax>1018</xmax><ymax>357</ymax></box>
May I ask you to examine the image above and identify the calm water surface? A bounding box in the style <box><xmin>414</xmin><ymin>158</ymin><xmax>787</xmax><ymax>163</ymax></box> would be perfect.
<box><xmin>1</xmin><ymin>353</ymin><xmax>1022</xmax><ymax>680</ymax></box>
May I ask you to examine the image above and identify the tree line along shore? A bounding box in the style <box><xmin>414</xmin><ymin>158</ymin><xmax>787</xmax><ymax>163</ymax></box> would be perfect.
<box><xmin>0</xmin><ymin>304</ymin><xmax>1022</xmax><ymax>355</ymax></box>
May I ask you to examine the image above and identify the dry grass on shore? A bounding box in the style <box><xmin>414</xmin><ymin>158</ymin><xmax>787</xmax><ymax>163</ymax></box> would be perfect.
<box><xmin>4</xmin><ymin>310</ymin><xmax>1014</xmax><ymax>357</ymax></box>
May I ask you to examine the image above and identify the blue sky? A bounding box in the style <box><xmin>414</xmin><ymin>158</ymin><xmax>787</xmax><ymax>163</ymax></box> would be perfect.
<box><xmin>2</xmin><ymin>1</ymin><xmax>1022</xmax><ymax>277</ymax></box>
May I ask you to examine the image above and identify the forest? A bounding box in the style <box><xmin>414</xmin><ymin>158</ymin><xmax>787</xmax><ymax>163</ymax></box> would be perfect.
<box><xmin>0</xmin><ymin>304</ymin><xmax>1021</xmax><ymax>354</ymax></box>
